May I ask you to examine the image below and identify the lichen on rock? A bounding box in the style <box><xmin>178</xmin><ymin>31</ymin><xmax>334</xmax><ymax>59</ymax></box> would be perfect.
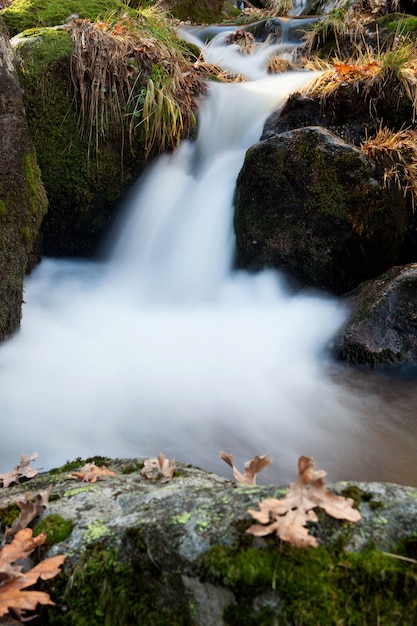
<box><xmin>1</xmin><ymin>459</ymin><xmax>417</xmax><ymax>624</ymax></box>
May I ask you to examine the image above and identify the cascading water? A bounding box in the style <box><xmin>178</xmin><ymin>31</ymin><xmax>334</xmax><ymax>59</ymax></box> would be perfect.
<box><xmin>1</xmin><ymin>32</ymin><xmax>417</xmax><ymax>485</ymax></box>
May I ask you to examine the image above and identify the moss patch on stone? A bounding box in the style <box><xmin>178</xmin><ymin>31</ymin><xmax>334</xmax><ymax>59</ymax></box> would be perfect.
<box><xmin>0</xmin><ymin>502</ymin><xmax>21</xmax><ymax>530</ymax></box>
<box><xmin>42</xmin><ymin>535</ymin><xmax>194</xmax><ymax>625</ymax></box>
<box><xmin>1</xmin><ymin>0</ymin><xmax>121</xmax><ymax>36</ymax></box>
<box><xmin>14</xmin><ymin>28</ymin><xmax>133</xmax><ymax>257</ymax></box>
<box><xmin>167</xmin><ymin>0</ymin><xmax>225</xmax><ymax>24</ymax></box>
<box><xmin>200</xmin><ymin>543</ymin><xmax>417</xmax><ymax>625</ymax></box>
<box><xmin>34</xmin><ymin>514</ymin><xmax>73</xmax><ymax>546</ymax></box>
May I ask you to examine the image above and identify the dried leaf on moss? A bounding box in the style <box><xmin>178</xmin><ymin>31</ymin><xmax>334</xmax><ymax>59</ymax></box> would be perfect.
<box><xmin>71</xmin><ymin>463</ymin><xmax>116</xmax><ymax>483</ymax></box>
<box><xmin>220</xmin><ymin>451</ymin><xmax>272</xmax><ymax>485</ymax></box>
<box><xmin>247</xmin><ymin>455</ymin><xmax>361</xmax><ymax>548</ymax></box>
<box><xmin>2</xmin><ymin>487</ymin><xmax>52</xmax><ymax>543</ymax></box>
<box><xmin>0</xmin><ymin>528</ymin><xmax>65</xmax><ymax>620</ymax></box>
<box><xmin>0</xmin><ymin>454</ymin><xmax>39</xmax><ymax>489</ymax></box>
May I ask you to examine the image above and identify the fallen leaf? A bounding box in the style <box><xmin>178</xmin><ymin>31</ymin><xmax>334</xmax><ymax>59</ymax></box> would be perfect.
<box><xmin>0</xmin><ymin>455</ymin><xmax>39</xmax><ymax>488</ymax></box>
<box><xmin>141</xmin><ymin>453</ymin><xmax>176</xmax><ymax>483</ymax></box>
<box><xmin>247</xmin><ymin>455</ymin><xmax>361</xmax><ymax>548</ymax></box>
<box><xmin>220</xmin><ymin>451</ymin><xmax>272</xmax><ymax>485</ymax></box>
<box><xmin>0</xmin><ymin>529</ymin><xmax>65</xmax><ymax>619</ymax></box>
<box><xmin>71</xmin><ymin>463</ymin><xmax>115</xmax><ymax>483</ymax></box>
<box><xmin>2</xmin><ymin>487</ymin><xmax>52</xmax><ymax>543</ymax></box>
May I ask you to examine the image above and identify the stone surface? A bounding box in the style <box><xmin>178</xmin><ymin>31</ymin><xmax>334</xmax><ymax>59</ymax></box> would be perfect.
<box><xmin>0</xmin><ymin>18</ymin><xmax>47</xmax><ymax>340</ymax></box>
<box><xmin>335</xmin><ymin>263</ymin><xmax>417</xmax><ymax>365</ymax></box>
<box><xmin>234</xmin><ymin>126</ymin><xmax>409</xmax><ymax>294</ymax></box>
<box><xmin>1</xmin><ymin>459</ymin><xmax>417</xmax><ymax>624</ymax></box>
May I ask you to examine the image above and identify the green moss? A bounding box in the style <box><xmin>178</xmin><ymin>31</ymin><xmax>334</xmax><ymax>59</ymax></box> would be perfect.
<box><xmin>34</xmin><ymin>514</ymin><xmax>73</xmax><ymax>546</ymax></box>
<box><xmin>1</xmin><ymin>0</ymin><xmax>122</xmax><ymax>37</ymax></box>
<box><xmin>15</xmin><ymin>27</ymin><xmax>142</xmax><ymax>257</ymax></box>
<box><xmin>50</xmin><ymin>455</ymin><xmax>112</xmax><ymax>475</ymax></box>
<box><xmin>378</xmin><ymin>14</ymin><xmax>417</xmax><ymax>36</ymax></box>
<box><xmin>0</xmin><ymin>503</ymin><xmax>21</xmax><ymax>530</ymax></box>
<box><xmin>167</xmin><ymin>0</ymin><xmax>224</xmax><ymax>24</ymax></box>
<box><xmin>0</xmin><ymin>199</ymin><xmax>5</xmax><ymax>216</ymax></box>
<box><xmin>50</xmin><ymin>458</ymin><xmax>84</xmax><ymax>474</ymax></box>
<box><xmin>15</xmin><ymin>29</ymin><xmax>74</xmax><ymax>77</ymax></box>
<box><xmin>43</xmin><ymin>535</ymin><xmax>193</xmax><ymax>625</ymax></box>
<box><xmin>200</xmin><ymin>543</ymin><xmax>417</xmax><ymax>625</ymax></box>
<box><xmin>121</xmin><ymin>461</ymin><xmax>144</xmax><ymax>474</ymax></box>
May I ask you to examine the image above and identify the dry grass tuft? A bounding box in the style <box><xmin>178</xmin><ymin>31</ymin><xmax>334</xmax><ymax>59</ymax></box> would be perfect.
<box><xmin>193</xmin><ymin>59</ymin><xmax>247</xmax><ymax>83</ymax></box>
<box><xmin>362</xmin><ymin>127</ymin><xmax>417</xmax><ymax>207</ymax></box>
<box><xmin>68</xmin><ymin>9</ymin><xmax>204</xmax><ymax>160</ymax></box>
<box><xmin>302</xmin><ymin>39</ymin><xmax>417</xmax><ymax>115</ymax></box>
<box><xmin>268</xmin><ymin>54</ymin><xmax>296</xmax><ymax>74</ymax></box>
<box><xmin>225</xmin><ymin>28</ymin><xmax>255</xmax><ymax>55</ymax></box>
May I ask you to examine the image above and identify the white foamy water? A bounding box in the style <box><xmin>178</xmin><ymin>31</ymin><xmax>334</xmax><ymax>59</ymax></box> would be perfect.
<box><xmin>1</xmin><ymin>46</ymin><xmax>416</xmax><ymax>486</ymax></box>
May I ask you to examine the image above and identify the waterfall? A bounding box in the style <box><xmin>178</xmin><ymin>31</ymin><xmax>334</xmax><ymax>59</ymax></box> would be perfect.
<box><xmin>1</xmin><ymin>35</ymin><xmax>416</xmax><ymax>486</ymax></box>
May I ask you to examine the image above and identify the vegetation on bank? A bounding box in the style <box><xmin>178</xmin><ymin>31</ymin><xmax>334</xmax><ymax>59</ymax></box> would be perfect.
<box><xmin>0</xmin><ymin>0</ymin><xmax>211</xmax><ymax>256</ymax></box>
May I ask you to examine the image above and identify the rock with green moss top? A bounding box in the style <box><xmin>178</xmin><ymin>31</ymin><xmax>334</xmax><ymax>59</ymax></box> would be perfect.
<box><xmin>9</xmin><ymin>26</ymin><xmax>144</xmax><ymax>258</ymax></box>
<box><xmin>234</xmin><ymin>126</ymin><xmax>409</xmax><ymax>295</ymax></box>
<box><xmin>335</xmin><ymin>262</ymin><xmax>417</xmax><ymax>365</ymax></box>
<box><xmin>0</xmin><ymin>0</ymin><xmax>122</xmax><ymax>37</ymax></box>
<box><xmin>1</xmin><ymin>459</ymin><xmax>417</xmax><ymax>624</ymax></box>
<box><xmin>164</xmin><ymin>0</ymin><xmax>226</xmax><ymax>24</ymax></box>
<box><xmin>0</xmin><ymin>19</ymin><xmax>48</xmax><ymax>340</ymax></box>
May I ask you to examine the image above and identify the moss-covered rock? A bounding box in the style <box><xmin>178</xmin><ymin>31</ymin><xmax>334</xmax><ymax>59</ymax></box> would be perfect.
<box><xmin>0</xmin><ymin>0</ymin><xmax>121</xmax><ymax>37</ymax></box>
<box><xmin>234</xmin><ymin>126</ymin><xmax>409</xmax><ymax>294</ymax></box>
<box><xmin>11</xmin><ymin>27</ymin><xmax>141</xmax><ymax>257</ymax></box>
<box><xmin>165</xmin><ymin>0</ymin><xmax>226</xmax><ymax>24</ymax></box>
<box><xmin>1</xmin><ymin>460</ymin><xmax>417</xmax><ymax>624</ymax></box>
<box><xmin>4</xmin><ymin>3</ymin><xmax>204</xmax><ymax>259</ymax></box>
<box><xmin>0</xmin><ymin>18</ymin><xmax>47</xmax><ymax>339</ymax></box>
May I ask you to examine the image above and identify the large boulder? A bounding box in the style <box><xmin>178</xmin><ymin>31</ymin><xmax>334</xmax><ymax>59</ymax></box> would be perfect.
<box><xmin>234</xmin><ymin>126</ymin><xmax>409</xmax><ymax>294</ymax></box>
<box><xmin>0</xmin><ymin>18</ymin><xmax>47</xmax><ymax>340</ymax></box>
<box><xmin>335</xmin><ymin>263</ymin><xmax>417</xmax><ymax>366</ymax></box>
<box><xmin>1</xmin><ymin>458</ymin><xmax>417</xmax><ymax>625</ymax></box>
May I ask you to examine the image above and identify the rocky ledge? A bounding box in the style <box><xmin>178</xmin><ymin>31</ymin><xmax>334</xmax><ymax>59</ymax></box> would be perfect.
<box><xmin>1</xmin><ymin>457</ymin><xmax>417</xmax><ymax>625</ymax></box>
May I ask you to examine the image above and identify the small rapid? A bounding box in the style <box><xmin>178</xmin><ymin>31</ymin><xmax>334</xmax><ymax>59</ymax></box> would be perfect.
<box><xmin>0</xmin><ymin>32</ymin><xmax>416</xmax><ymax>486</ymax></box>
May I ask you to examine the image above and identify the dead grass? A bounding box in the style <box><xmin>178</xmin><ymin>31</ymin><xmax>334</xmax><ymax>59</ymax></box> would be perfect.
<box><xmin>302</xmin><ymin>39</ymin><xmax>417</xmax><ymax>116</ymax></box>
<box><xmin>362</xmin><ymin>126</ymin><xmax>417</xmax><ymax>207</ymax></box>
<box><xmin>267</xmin><ymin>54</ymin><xmax>297</xmax><ymax>73</ymax></box>
<box><xmin>68</xmin><ymin>8</ymin><xmax>204</xmax><ymax>160</ymax></box>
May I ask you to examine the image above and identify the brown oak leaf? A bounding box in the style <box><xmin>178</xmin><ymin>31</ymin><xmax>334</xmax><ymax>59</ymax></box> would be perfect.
<box><xmin>247</xmin><ymin>455</ymin><xmax>361</xmax><ymax>548</ymax></box>
<box><xmin>220</xmin><ymin>451</ymin><xmax>272</xmax><ymax>485</ymax></box>
<box><xmin>71</xmin><ymin>463</ymin><xmax>115</xmax><ymax>483</ymax></box>
<box><xmin>141</xmin><ymin>453</ymin><xmax>176</xmax><ymax>483</ymax></box>
<box><xmin>0</xmin><ymin>455</ymin><xmax>39</xmax><ymax>489</ymax></box>
<box><xmin>2</xmin><ymin>487</ymin><xmax>52</xmax><ymax>544</ymax></box>
<box><xmin>0</xmin><ymin>529</ymin><xmax>65</xmax><ymax>619</ymax></box>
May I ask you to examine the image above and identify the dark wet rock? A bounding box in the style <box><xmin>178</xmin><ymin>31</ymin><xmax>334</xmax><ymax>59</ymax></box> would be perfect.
<box><xmin>335</xmin><ymin>263</ymin><xmax>417</xmax><ymax>366</ymax></box>
<box><xmin>0</xmin><ymin>18</ymin><xmax>47</xmax><ymax>340</ymax></box>
<box><xmin>234</xmin><ymin>126</ymin><xmax>409</xmax><ymax>294</ymax></box>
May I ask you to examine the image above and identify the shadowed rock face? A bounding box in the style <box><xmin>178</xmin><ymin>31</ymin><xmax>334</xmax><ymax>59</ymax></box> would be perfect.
<box><xmin>234</xmin><ymin>126</ymin><xmax>409</xmax><ymax>295</ymax></box>
<box><xmin>0</xmin><ymin>18</ymin><xmax>47</xmax><ymax>340</ymax></box>
<box><xmin>335</xmin><ymin>263</ymin><xmax>417</xmax><ymax>366</ymax></box>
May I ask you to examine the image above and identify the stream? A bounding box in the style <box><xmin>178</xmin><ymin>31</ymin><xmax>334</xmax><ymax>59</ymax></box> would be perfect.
<box><xmin>0</xmin><ymin>24</ymin><xmax>416</xmax><ymax>487</ymax></box>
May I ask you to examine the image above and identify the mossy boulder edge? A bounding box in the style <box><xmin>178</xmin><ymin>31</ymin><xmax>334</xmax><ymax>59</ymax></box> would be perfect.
<box><xmin>1</xmin><ymin>459</ymin><xmax>417</xmax><ymax>624</ymax></box>
<box><xmin>0</xmin><ymin>19</ymin><xmax>48</xmax><ymax>340</ymax></box>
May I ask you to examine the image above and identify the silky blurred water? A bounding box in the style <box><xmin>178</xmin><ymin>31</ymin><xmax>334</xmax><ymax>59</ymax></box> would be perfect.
<box><xmin>0</xmin><ymin>44</ymin><xmax>416</xmax><ymax>487</ymax></box>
